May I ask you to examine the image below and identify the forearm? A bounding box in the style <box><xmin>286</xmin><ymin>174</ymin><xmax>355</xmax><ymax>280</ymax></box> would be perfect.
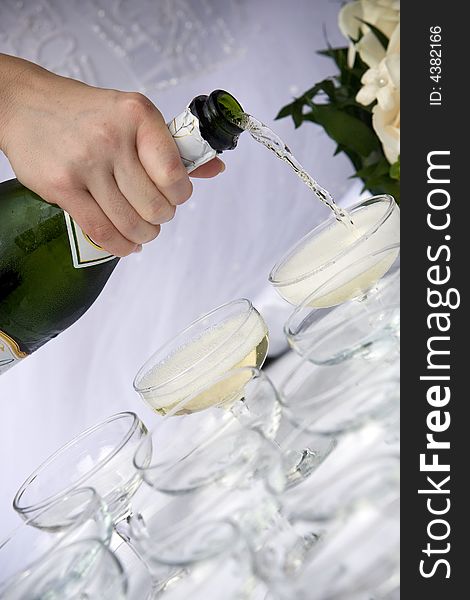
<box><xmin>0</xmin><ymin>53</ymin><xmax>54</xmax><ymax>154</ymax></box>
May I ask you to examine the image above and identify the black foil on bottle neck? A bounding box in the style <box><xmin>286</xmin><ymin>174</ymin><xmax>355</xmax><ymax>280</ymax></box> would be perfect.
<box><xmin>188</xmin><ymin>90</ymin><xmax>244</xmax><ymax>152</ymax></box>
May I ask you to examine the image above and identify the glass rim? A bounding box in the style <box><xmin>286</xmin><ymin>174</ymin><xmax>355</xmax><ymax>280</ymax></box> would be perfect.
<box><xmin>3</xmin><ymin>487</ymin><xmax>100</xmax><ymax>543</ymax></box>
<box><xmin>282</xmin><ymin>376</ymin><xmax>399</xmax><ymax>437</ymax></box>
<box><xmin>277</xmin><ymin>352</ymin><xmax>400</xmax><ymax>410</ymax></box>
<box><xmin>134</xmin><ymin>421</ymin><xmax>266</xmax><ymax>490</ymax></box>
<box><xmin>284</xmin><ymin>244</ymin><xmax>401</xmax><ymax>341</ymax></box>
<box><xmin>133</xmin><ymin>298</ymin><xmax>257</xmax><ymax>395</ymax></box>
<box><xmin>278</xmin><ymin>356</ymin><xmax>374</xmax><ymax>410</ymax></box>
<box><xmin>4</xmin><ymin>537</ymin><xmax>126</xmax><ymax>598</ymax></box>
<box><xmin>268</xmin><ymin>194</ymin><xmax>397</xmax><ymax>287</ymax></box>
<box><xmin>144</xmin><ymin>519</ymin><xmax>241</xmax><ymax>567</ymax></box>
<box><xmin>13</xmin><ymin>412</ymin><xmax>142</xmax><ymax>515</ymax></box>
<box><xmin>286</xmin><ymin>301</ymin><xmax>400</xmax><ymax>358</ymax></box>
<box><xmin>1</xmin><ymin>488</ymin><xmax>104</xmax><ymax>593</ymax></box>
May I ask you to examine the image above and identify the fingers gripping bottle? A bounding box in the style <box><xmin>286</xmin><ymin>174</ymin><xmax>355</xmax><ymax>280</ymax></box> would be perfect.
<box><xmin>0</xmin><ymin>91</ymin><xmax>244</xmax><ymax>374</ymax></box>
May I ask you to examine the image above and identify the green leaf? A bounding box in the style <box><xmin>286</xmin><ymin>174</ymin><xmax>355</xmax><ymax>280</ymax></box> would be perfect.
<box><xmin>275</xmin><ymin>104</ymin><xmax>294</xmax><ymax>120</ymax></box>
<box><xmin>306</xmin><ymin>104</ymin><xmax>380</xmax><ymax>157</ymax></box>
<box><xmin>389</xmin><ymin>157</ymin><xmax>400</xmax><ymax>180</ymax></box>
<box><xmin>291</xmin><ymin>102</ymin><xmax>304</xmax><ymax>128</ymax></box>
<box><xmin>318</xmin><ymin>47</ymin><xmax>349</xmax><ymax>72</ymax></box>
<box><xmin>359</xmin><ymin>20</ymin><xmax>390</xmax><ymax>50</ymax></box>
<box><xmin>355</xmin><ymin>158</ymin><xmax>390</xmax><ymax>180</ymax></box>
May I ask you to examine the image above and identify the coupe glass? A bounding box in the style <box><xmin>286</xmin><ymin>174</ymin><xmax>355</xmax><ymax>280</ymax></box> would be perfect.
<box><xmin>133</xmin><ymin>299</ymin><xmax>269</xmax><ymax>415</ymax></box>
<box><xmin>284</xmin><ymin>245</ymin><xmax>400</xmax><ymax>364</ymax></box>
<box><xmin>273</xmin><ymin>495</ymin><xmax>400</xmax><ymax>600</ymax></box>
<box><xmin>118</xmin><ymin>507</ymin><xmax>250</xmax><ymax>596</ymax></box>
<box><xmin>275</xmin><ymin>356</ymin><xmax>398</xmax><ymax>485</ymax></box>
<box><xmin>144</xmin><ymin>521</ymin><xmax>267</xmax><ymax>600</ymax></box>
<box><xmin>281</xmin><ymin>374</ymin><xmax>399</xmax><ymax>440</ymax></box>
<box><xmin>269</xmin><ymin>195</ymin><xmax>400</xmax><ymax>307</ymax></box>
<box><xmin>129</xmin><ymin>405</ymin><xmax>285</xmax><ymax>564</ymax></box>
<box><xmin>281</xmin><ymin>453</ymin><xmax>399</xmax><ymax>522</ymax></box>
<box><xmin>162</xmin><ymin>366</ymin><xmax>282</xmax><ymax>441</ymax></box>
<box><xmin>13</xmin><ymin>412</ymin><xmax>150</xmax><ymax>524</ymax></box>
<box><xmin>2</xmin><ymin>538</ymin><xmax>128</xmax><ymax>600</ymax></box>
<box><xmin>0</xmin><ymin>488</ymin><xmax>112</xmax><ymax>596</ymax></box>
<box><xmin>280</xmin><ymin>357</ymin><xmax>399</xmax><ymax>437</ymax></box>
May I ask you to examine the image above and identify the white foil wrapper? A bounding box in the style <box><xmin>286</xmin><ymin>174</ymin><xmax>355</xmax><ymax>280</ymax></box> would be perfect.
<box><xmin>168</xmin><ymin>108</ymin><xmax>217</xmax><ymax>173</ymax></box>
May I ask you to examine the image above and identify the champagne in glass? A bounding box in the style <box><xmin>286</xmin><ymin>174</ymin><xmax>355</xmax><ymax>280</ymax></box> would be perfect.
<box><xmin>134</xmin><ymin>299</ymin><xmax>269</xmax><ymax>415</ymax></box>
<box><xmin>270</xmin><ymin>195</ymin><xmax>400</xmax><ymax>307</ymax></box>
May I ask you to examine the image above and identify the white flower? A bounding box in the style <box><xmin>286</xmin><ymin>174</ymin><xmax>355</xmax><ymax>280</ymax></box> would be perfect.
<box><xmin>338</xmin><ymin>1</ymin><xmax>363</xmax><ymax>65</ymax></box>
<box><xmin>338</xmin><ymin>0</ymin><xmax>400</xmax><ymax>66</ymax></box>
<box><xmin>339</xmin><ymin>1</ymin><xmax>400</xmax><ymax>165</ymax></box>
<box><xmin>356</xmin><ymin>24</ymin><xmax>400</xmax><ymax>111</ymax></box>
<box><xmin>373</xmin><ymin>99</ymin><xmax>400</xmax><ymax>164</ymax></box>
<box><xmin>361</xmin><ymin>0</ymin><xmax>400</xmax><ymax>38</ymax></box>
<box><xmin>353</xmin><ymin>19</ymin><xmax>400</xmax><ymax>164</ymax></box>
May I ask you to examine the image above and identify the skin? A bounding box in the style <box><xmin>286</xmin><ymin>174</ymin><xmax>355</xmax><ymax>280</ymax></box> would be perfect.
<box><xmin>0</xmin><ymin>53</ymin><xmax>225</xmax><ymax>257</ymax></box>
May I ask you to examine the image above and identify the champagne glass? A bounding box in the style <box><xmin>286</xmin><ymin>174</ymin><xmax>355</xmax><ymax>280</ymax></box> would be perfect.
<box><xmin>117</xmin><ymin>504</ymin><xmax>250</xmax><ymax>597</ymax></box>
<box><xmin>0</xmin><ymin>488</ymin><xmax>112</xmax><ymax>596</ymax></box>
<box><xmin>125</xmin><ymin>403</ymin><xmax>286</xmax><ymax>577</ymax></box>
<box><xmin>133</xmin><ymin>298</ymin><xmax>269</xmax><ymax>415</ymax></box>
<box><xmin>160</xmin><ymin>365</ymin><xmax>283</xmax><ymax>441</ymax></box>
<box><xmin>1</xmin><ymin>538</ymin><xmax>128</xmax><ymax>600</ymax></box>
<box><xmin>123</xmin><ymin>368</ymin><xmax>287</xmax><ymax>585</ymax></box>
<box><xmin>272</xmin><ymin>495</ymin><xmax>400</xmax><ymax>600</ymax></box>
<box><xmin>141</xmin><ymin>521</ymin><xmax>267</xmax><ymax>600</ymax></box>
<box><xmin>152</xmin><ymin>548</ymin><xmax>267</xmax><ymax>600</ymax></box>
<box><xmin>269</xmin><ymin>195</ymin><xmax>400</xmax><ymax>307</ymax></box>
<box><xmin>284</xmin><ymin>245</ymin><xmax>400</xmax><ymax>363</ymax></box>
<box><xmin>281</xmin><ymin>372</ymin><xmax>399</xmax><ymax>441</ymax></box>
<box><xmin>281</xmin><ymin>453</ymin><xmax>399</xmax><ymax>523</ymax></box>
<box><xmin>274</xmin><ymin>355</ymin><xmax>397</xmax><ymax>486</ymax></box>
<box><xmin>13</xmin><ymin>412</ymin><xmax>150</xmax><ymax>525</ymax></box>
<box><xmin>255</xmin><ymin>453</ymin><xmax>399</xmax><ymax>594</ymax></box>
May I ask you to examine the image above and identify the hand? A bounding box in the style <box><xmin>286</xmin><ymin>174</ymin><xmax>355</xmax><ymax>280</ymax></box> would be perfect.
<box><xmin>0</xmin><ymin>54</ymin><xmax>225</xmax><ymax>256</ymax></box>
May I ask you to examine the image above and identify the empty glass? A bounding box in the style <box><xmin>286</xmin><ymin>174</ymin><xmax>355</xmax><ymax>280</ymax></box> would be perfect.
<box><xmin>2</xmin><ymin>538</ymin><xmax>128</xmax><ymax>600</ymax></box>
<box><xmin>13</xmin><ymin>412</ymin><xmax>149</xmax><ymax>524</ymax></box>
<box><xmin>269</xmin><ymin>195</ymin><xmax>400</xmax><ymax>307</ymax></box>
<box><xmin>280</xmin><ymin>355</ymin><xmax>399</xmax><ymax>439</ymax></box>
<box><xmin>284</xmin><ymin>246</ymin><xmax>400</xmax><ymax>363</ymax></box>
<box><xmin>274</xmin><ymin>355</ymin><xmax>398</xmax><ymax>485</ymax></box>
<box><xmin>118</xmin><ymin>504</ymin><xmax>247</xmax><ymax>593</ymax></box>
<box><xmin>129</xmin><ymin>404</ymin><xmax>286</xmax><ymax>570</ymax></box>
<box><xmin>134</xmin><ymin>299</ymin><xmax>269</xmax><ymax>415</ymax></box>
<box><xmin>0</xmin><ymin>488</ymin><xmax>112</xmax><ymax>597</ymax></box>
<box><xmin>281</xmin><ymin>453</ymin><xmax>399</xmax><ymax>522</ymax></box>
<box><xmin>144</xmin><ymin>521</ymin><xmax>267</xmax><ymax>600</ymax></box>
<box><xmin>263</xmin><ymin>492</ymin><xmax>399</xmax><ymax>599</ymax></box>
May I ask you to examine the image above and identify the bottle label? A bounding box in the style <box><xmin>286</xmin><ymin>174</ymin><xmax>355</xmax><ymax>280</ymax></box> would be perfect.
<box><xmin>168</xmin><ymin>108</ymin><xmax>217</xmax><ymax>173</ymax></box>
<box><xmin>64</xmin><ymin>213</ymin><xmax>116</xmax><ymax>269</ymax></box>
<box><xmin>0</xmin><ymin>330</ymin><xmax>27</xmax><ymax>375</ymax></box>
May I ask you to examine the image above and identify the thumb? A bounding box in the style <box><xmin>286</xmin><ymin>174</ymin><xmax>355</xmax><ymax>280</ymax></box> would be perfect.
<box><xmin>190</xmin><ymin>157</ymin><xmax>226</xmax><ymax>178</ymax></box>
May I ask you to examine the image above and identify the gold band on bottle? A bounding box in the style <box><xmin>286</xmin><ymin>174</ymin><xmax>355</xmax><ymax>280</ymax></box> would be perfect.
<box><xmin>0</xmin><ymin>330</ymin><xmax>28</xmax><ymax>358</ymax></box>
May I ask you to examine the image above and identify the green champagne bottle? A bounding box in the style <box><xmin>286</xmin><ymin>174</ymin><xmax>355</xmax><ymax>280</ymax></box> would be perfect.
<box><xmin>0</xmin><ymin>90</ymin><xmax>244</xmax><ymax>374</ymax></box>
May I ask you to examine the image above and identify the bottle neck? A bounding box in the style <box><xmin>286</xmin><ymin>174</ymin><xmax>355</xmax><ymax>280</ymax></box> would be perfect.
<box><xmin>188</xmin><ymin>90</ymin><xmax>244</xmax><ymax>152</ymax></box>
